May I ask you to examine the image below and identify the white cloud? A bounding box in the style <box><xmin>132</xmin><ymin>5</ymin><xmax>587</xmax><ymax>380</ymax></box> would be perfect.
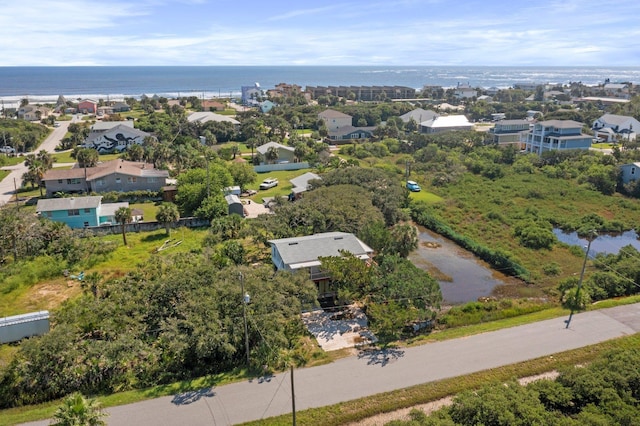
<box><xmin>1</xmin><ymin>0</ymin><xmax>639</xmax><ymax>65</ymax></box>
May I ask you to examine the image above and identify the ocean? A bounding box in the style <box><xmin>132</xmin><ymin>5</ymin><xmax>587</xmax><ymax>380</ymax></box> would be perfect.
<box><xmin>1</xmin><ymin>65</ymin><xmax>639</xmax><ymax>108</ymax></box>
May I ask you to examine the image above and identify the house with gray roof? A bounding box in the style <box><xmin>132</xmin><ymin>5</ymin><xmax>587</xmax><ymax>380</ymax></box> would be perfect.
<box><xmin>83</xmin><ymin>123</ymin><xmax>151</xmax><ymax>153</ymax></box>
<box><xmin>592</xmin><ymin>114</ymin><xmax>640</xmax><ymax>142</ymax></box>
<box><xmin>268</xmin><ymin>232</ymin><xmax>374</xmax><ymax>298</ymax></box>
<box><xmin>289</xmin><ymin>172</ymin><xmax>321</xmax><ymax>200</ymax></box>
<box><xmin>187</xmin><ymin>111</ymin><xmax>240</xmax><ymax>126</ymax></box>
<box><xmin>36</xmin><ymin>196</ymin><xmax>129</xmax><ymax>229</ymax></box>
<box><xmin>399</xmin><ymin>108</ymin><xmax>438</xmax><ymax>124</ymax></box>
<box><xmin>256</xmin><ymin>141</ymin><xmax>296</xmax><ymax>164</ymax></box>
<box><xmin>523</xmin><ymin>120</ymin><xmax>593</xmax><ymax>155</ymax></box>
<box><xmin>489</xmin><ymin>119</ymin><xmax>532</xmax><ymax>146</ymax></box>
<box><xmin>620</xmin><ymin>162</ymin><xmax>640</xmax><ymax>185</ymax></box>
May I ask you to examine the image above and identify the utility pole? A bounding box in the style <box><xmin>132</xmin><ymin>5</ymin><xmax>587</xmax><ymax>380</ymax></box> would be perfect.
<box><xmin>291</xmin><ymin>365</ymin><xmax>296</xmax><ymax>426</ymax></box>
<box><xmin>565</xmin><ymin>231</ymin><xmax>596</xmax><ymax>328</ymax></box>
<box><xmin>239</xmin><ymin>272</ymin><xmax>250</xmax><ymax>366</ymax></box>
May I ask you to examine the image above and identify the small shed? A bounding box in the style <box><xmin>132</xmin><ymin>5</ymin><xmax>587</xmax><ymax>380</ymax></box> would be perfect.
<box><xmin>225</xmin><ymin>194</ymin><xmax>245</xmax><ymax>217</ymax></box>
<box><xmin>0</xmin><ymin>311</ymin><xmax>50</xmax><ymax>344</ymax></box>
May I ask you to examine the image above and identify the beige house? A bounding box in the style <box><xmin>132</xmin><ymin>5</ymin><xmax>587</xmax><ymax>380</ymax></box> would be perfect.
<box><xmin>318</xmin><ymin>109</ymin><xmax>353</xmax><ymax>131</ymax></box>
<box><xmin>18</xmin><ymin>105</ymin><xmax>51</xmax><ymax>121</ymax></box>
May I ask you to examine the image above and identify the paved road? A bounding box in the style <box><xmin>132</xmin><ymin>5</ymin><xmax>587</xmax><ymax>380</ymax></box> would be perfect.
<box><xmin>20</xmin><ymin>303</ymin><xmax>640</xmax><ymax>426</ymax></box>
<box><xmin>0</xmin><ymin>120</ymin><xmax>72</xmax><ymax>206</ymax></box>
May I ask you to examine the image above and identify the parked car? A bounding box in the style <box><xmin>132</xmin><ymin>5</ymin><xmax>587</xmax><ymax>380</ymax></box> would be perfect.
<box><xmin>406</xmin><ymin>180</ymin><xmax>421</xmax><ymax>192</ymax></box>
<box><xmin>0</xmin><ymin>146</ymin><xmax>15</xmax><ymax>154</ymax></box>
<box><xmin>259</xmin><ymin>178</ymin><xmax>279</xmax><ymax>190</ymax></box>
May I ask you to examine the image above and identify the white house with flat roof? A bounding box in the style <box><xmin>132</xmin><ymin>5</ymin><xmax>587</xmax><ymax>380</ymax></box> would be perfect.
<box><xmin>420</xmin><ymin>115</ymin><xmax>473</xmax><ymax>134</ymax></box>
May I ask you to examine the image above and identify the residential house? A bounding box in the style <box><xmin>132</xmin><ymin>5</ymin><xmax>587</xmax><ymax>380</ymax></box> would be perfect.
<box><xmin>592</xmin><ymin>114</ymin><xmax>640</xmax><ymax>142</ymax></box>
<box><xmin>260</xmin><ymin>100</ymin><xmax>275</xmax><ymax>114</ymax></box>
<box><xmin>112</xmin><ymin>102</ymin><xmax>131</xmax><ymax>113</ymax></box>
<box><xmin>454</xmin><ymin>83</ymin><xmax>477</xmax><ymax>99</ymax></box>
<box><xmin>489</xmin><ymin>119</ymin><xmax>532</xmax><ymax>146</ymax></box>
<box><xmin>268</xmin><ymin>232</ymin><xmax>374</xmax><ymax>298</ymax></box>
<box><xmin>523</xmin><ymin>120</ymin><xmax>593</xmax><ymax>155</ymax></box>
<box><xmin>620</xmin><ymin>162</ymin><xmax>640</xmax><ymax>185</ymax></box>
<box><xmin>241</xmin><ymin>83</ymin><xmax>262</xmax><ymax>105</ymax></box>
<box><xmin>89</xmin><ymin>120</ymin><xmax>135</xmax><ymax>136</ymax></box>
<box><xmin>83</xmin><ymin>124</ymin><xmax>151</xmax><ymax>153</ymax></box>
<box><xmin>603</xmin><ymin>83</ymin><xmax>630</xmax><ymax>99</ymax></box>
<box><xmin>289</xmin><ymin>172</ymin><xmax>321</xmax><ymax>200</ymax></box>
<box><xmin>327</xmin><ymin>126</ymin><xmax>376</xmax><ymax>141</ymax></box>
<box><xmin>420</xmin><ymin>115</ymin><xmax>473</xmax><ymax>133</ymax></box>
<box><xmin>17</xmin><ymin>104</ymin><xmax>51</xmax><ymax>121</ymax></box>
<box><xmin>77</xmin><ymin>99</ymin><xmax>98</xmax><ymax>114</ymax></box>
<box><xmin>267</xmin><ymin>83</ymin><xmax>303</xmax><ymax>99</ymax></box>
<box><xmin>42</xmin><ymin>159</ymin><xmax>168</xmax><ymax>196</ymax></box>
<box><xmin>256</xmin><ymin>141</ymin><xmax>296</xmax><ymax>164</ymax></box>
<box><xmin>399</xmin><ymin>108</ymin><xmax>438</xmax><ymax>125</ymax></box>
<box><xmin>36</xmin><ymin>196</ymin><xmax>129</xmax><ymax>229</ymax></box>
<box><xmin>318</xmin><ymin>109</ymin><xmax>353</xmax><ymax>131</ymax></box>
<box><xmin>187</xmin><ymin>111</ymin><xmax>240</xmax><ymax>127</ymax></box>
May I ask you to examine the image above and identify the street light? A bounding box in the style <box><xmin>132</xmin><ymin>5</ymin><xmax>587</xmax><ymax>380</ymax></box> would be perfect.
<box><xmin>239</xmin><ymin>272</ymin><xmax>250</xmax><ymax>366</ymax></box>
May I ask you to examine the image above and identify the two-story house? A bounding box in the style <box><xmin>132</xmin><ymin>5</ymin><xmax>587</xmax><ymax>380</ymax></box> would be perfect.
<box><xmin>592</xmin><ymin>114</ymin><xmax>640</xmax><ymax>143</ymax></box>
<box><xmin>17</xmin><ymin>105</ymin><xmax>51</xmax><ymax>121</ymax></box>
<box><xmin>318</xmin><ymin>109</ymin><xmax>353</xmax><ymax>131</ymax></box>
<box><xmin>268</xmin><ymin>232</ymin><xmax>374</xmax><ymax>299</ymax></box>
<box><xmin>489</xmin><ymin>119</ymin><xmax>532</xmax><ymax>146</ymax></box>
<box><xmin>523</xmin><ymin>120</ymin><xmax>593</xmax><ymax>155</ymax></box>
<box><xmin>36</xmin><ymin>196</ymin><xmax>129</xmax><ymax>229</ymax></box>
<box><xmin>82</xmin><ymin>124</ymin><xmax>151</xmax><ymax>153</ymax></box>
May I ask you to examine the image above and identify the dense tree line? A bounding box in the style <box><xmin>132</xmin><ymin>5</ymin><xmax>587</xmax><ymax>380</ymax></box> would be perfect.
<box><xmin>0</xmin><ymin>118</ymin><xmax>49</xmax><ymax>154</ymax></box>
<box><xmin>0</xmin><ymin>256</ymin><xmax>317</xmax><ymax>408</ymax></box>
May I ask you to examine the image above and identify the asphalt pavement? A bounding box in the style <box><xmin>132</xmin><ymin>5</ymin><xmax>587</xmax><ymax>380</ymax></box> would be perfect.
<box><xmin>0</xmin><ymin>120</ymin><xmax>71</xmax><ymax>206</ymax></box>
<box><xmin>19</xmin><ymin>303</ymin><xmax>640</xmax><ymax>426</ymax></box>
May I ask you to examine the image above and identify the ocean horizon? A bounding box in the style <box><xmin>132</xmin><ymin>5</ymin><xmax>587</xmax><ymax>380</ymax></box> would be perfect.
<box><xmin>1</xmin><ymin>65</ymin><xmax>639</xmax><ymax>108</ymax></box>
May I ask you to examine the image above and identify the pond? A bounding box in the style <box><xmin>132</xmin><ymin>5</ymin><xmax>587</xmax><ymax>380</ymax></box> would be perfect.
<box><xmin>409</xmin><ymin>225</ymin><xmax>522</xmax><ymax>304</ymax></box>
<box><xmin>553</xmin><ymin>229</ymin><xmax>640</xmax><ymax>255</ymax></box>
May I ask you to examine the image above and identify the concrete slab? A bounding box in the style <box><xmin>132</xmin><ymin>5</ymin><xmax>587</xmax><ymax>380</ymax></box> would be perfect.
<box><xmin>302</xmin><ymin>305</ymin><xmax>377</xmax><ymax>351</ymax></box>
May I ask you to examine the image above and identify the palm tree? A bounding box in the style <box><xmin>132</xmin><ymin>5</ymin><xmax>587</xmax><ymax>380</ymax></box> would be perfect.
<box><xmin>155</xmin><ymin>203</ymin><xmax>180</xmax><ymax>236</ymax></box>
<box><xmin>51</xmin><ymin>392</ymin><xmax>107</xmax><ymax>426</ymax></box>
<box><xmin>115</xmin><ymin>207</ymin><xmax>132</xmax><ymax>246</ymax></box>
<box><xmin>265</xmin><ymin>146</ymin><xmax>279</xmax><ymax>164</ymax></box>
<box><xmin>24</xmin><ymin>154</ymin><xmax>49</xmax><ymax>196</ymax></box>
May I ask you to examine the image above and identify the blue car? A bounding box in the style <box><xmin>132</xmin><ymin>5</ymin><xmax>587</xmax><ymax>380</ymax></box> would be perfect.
<box><xmin>406</xmin><ymin>180</ymin><xmax>421</xmax><ymax>192</ymax></box>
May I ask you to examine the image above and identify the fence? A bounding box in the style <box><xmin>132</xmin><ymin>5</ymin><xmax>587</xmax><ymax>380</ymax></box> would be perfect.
<box><xmin>85</xmin><ymin>217</ymin><xmax>210</xmax><ymax>236</ymax></box>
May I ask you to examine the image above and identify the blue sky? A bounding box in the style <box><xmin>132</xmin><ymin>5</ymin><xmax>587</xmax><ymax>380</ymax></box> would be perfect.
<box><xmin>2</xmin><ymin>0</ymin><xmax>639</xmax><ymax>66</ymax></box>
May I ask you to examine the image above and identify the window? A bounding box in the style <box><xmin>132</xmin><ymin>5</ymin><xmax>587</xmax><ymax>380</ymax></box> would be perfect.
<box><xmin>67</xmin><ymin>209</ymin><xmax>80</xmax><ymax>216</ymax></box>
<box><xmin>67</xmin><ymin>178</ymin><xmax>81</xmax><ymax>185</ymax></box>
<box><xmin>127</xmin><ymin>177</ymin><xmax>137</xmax><ymax>183</ymax></box>
<box><xmin>95</xmin><ymin>179</ymin><xmax>104</xmax><ymax>187</ymax></box>
<box><xmin>84</xmin><ymin>208</ymin><xmax>91</xmax><ymax>213</ymax></box>
<box><xmin>632</xmin><ymin>167</ymin><xmax>636</xmax><ymax>175</ymax></box>
<box><xmin>57</xmin><ymin>179</ymin><xmax>63</xmax><ymax>184</ymax></box>
<box><xmin>84</xmin><ymin>222</ymin><xmax>90</xmax><ymax>227</ymax></box>
<box><xmin>148</xmin><ymin>177</ymin><xmax>157</xmax><ymax>183</ymax></box>
<box><xmin>115</xmin><ymin>178</ymin><xmax>121</xmax><ymax>184</ymax></box>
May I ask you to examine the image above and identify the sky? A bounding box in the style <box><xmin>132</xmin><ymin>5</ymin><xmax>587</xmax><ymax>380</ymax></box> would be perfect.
<box><xmin>2</xmin><ymin>0</ymin><xmax>640</xmax><ymax>66</ymax></box>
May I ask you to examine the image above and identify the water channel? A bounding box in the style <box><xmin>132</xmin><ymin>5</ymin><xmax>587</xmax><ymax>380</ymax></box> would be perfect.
<box><xmin>409</xmin><ymin>225</ymin><xmax>522</xmax><ymax>304</ymax></box>
<box><xmin>553</xmin><ymin>229</ymin><xmax>640</xmax><ymax>255</ymax></box>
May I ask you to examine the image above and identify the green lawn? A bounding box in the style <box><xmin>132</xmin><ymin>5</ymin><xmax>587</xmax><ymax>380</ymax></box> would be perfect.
<box><xmin>249</xmin><ymin>169</ymin><xmax>316</xmax><ymax>202</ymax></box>
<box><xmin>409</xmin><ymin>190</ymin><xmax>443</xmax><ymax>203</ymax></box>
<box><xmin>0</xmin><ymin>170</ymin><xmax>9</xmax><ymax>181</ymax></box>
<box><xmin>51</xmin><ymin>152</ymin><xmax>121</xmax><ymax>164</ymax></box>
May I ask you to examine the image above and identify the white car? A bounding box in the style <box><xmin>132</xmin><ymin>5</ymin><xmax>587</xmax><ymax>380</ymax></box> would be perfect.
<box><xmin>0</xmin><ymin>146</ymin><xmax>15</xmax><ymax>154</ymax></box>
<box><xmin>259</xmin><ymin>178</ymin><xmax>279</xmax><ymax>190</ymax></box>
